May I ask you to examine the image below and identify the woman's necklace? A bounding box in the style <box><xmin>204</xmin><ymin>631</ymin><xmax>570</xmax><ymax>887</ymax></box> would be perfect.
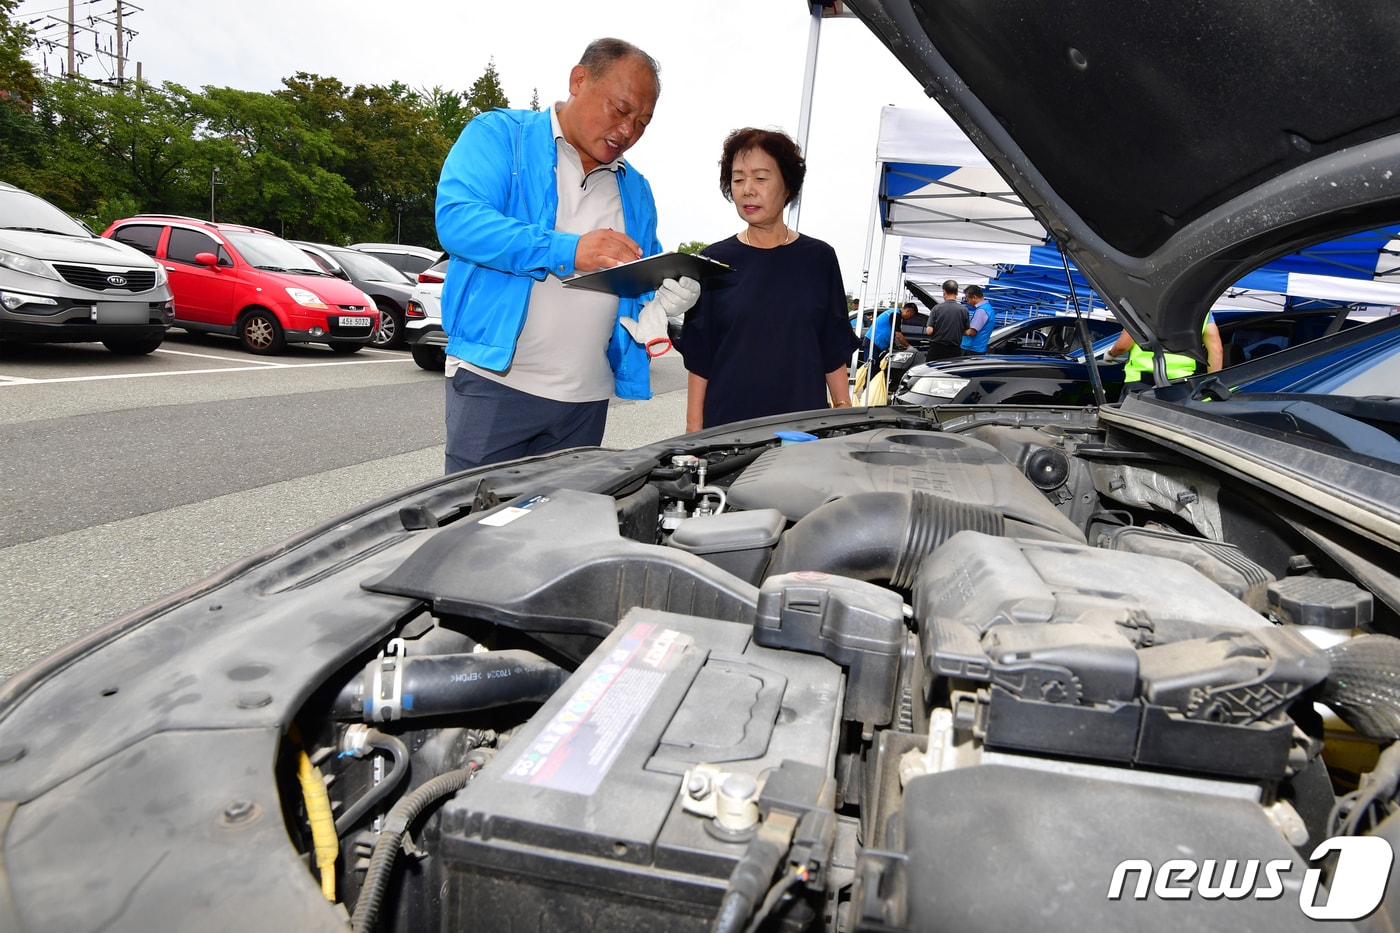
<box><xmin>742</xmin><ymin>223</ymin><xmax>792</xmax><ymax>248</ymax></box>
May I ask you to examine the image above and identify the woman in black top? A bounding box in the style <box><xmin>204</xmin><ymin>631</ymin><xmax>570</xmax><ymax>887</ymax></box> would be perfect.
<box><xmin>680</xmin><ymin>128</ymin><xmax>858</xmax><ymax>430</ymax></box>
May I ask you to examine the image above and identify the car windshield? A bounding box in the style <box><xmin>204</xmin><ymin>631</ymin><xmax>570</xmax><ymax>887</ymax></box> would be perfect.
<box><xmin>1165</xmin><ymin>316</ymin><xmax>1400</xmax><ymax>464</ymax></box>
<box><xmin>1231</xmin><ymin>317</ymin><xmax>1400</xmax><ymax>398</ymax></box>
<box><xmin>1067</xmin><ymin>333</ymin><xmax>1122</xmax><ymax>362</ymax></box>
<box><xmin>0</xmin><ymin>189</ymin><xmax>91</xmax><ymax>238</ymax></box>
<box><xmin>327</xmin><ymin>247</ymin><xmax>411</xmax><ymax>283</ymax></box>
<box><xmin>225</xmin><ymin>231</ymin><xmax>327</xmax><ymax>273</ymax></box>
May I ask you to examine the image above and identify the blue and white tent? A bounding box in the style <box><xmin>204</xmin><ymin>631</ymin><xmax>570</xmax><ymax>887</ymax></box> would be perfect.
<box><xmin>872</xmin><ymin>107</ymin><xmax>1400</xmax><ymax>319</ymax></box>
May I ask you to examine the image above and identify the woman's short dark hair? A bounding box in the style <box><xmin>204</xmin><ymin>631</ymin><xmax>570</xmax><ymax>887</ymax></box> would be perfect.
<box><xmin>719</xmin><ymin>128</ymin><xmax>806</xmax><ymax>206</ymax></box>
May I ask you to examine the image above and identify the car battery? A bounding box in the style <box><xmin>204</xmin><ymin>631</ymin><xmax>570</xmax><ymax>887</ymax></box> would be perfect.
<box><xmin>437</xmin><ymin>607</ymin><xmax>845</xmax><ymax>931</ymax></box>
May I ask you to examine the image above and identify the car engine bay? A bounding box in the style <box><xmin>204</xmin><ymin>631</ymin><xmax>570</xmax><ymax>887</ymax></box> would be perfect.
<box><xmin>263</xmin><ymin>415</ymin><xmax>1400</xmax><ymax>932</ymax></box>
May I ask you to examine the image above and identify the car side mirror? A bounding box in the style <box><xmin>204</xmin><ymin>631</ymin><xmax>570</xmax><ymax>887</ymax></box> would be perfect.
<box><xmin>194</xmin><ymin>252</ymin><xmax>220</xmax><ymax>269</ymax></box>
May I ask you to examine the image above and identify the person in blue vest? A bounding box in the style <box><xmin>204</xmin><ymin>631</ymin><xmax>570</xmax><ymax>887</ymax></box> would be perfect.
<box><xmin>435</xmin><ymin>38</ymin><xmax>700</xmax><ymax>473</ymax></box>
<box><xmin>960</xmin><ymin>284</ymin><xmax>994</xmax><ymax>354</ymax></box>
<box><xmin>1107</xmin><ymin>312</ymin><xmax>1223</xmax><ymax>384</ymax></box>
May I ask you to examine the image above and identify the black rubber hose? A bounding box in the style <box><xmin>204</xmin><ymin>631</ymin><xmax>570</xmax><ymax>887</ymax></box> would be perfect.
<box><xmin>332</xmin><ymin>650</ymin><xmax>569</xmax><ymax>722</ymax></box>
<box><xmin>765</xmin><ymin>490</ymin><xmax>1004</xmax><ymax>589</ymax></box>
<box><xmin>334</xmin><ymin>731</ymin><xmax>409</xmax><ymax>836</ymax></box>
<box><xmin>351</xmin><ymin>764</ymin><xmax>477</xmax><ymax>933</ymax></box>
<box><xmin>1319</xmin><ymin>634</ymin><xmax>1400</xmax><ymax>740</ymax></box>
<box><xmin>711</xmin><ymin>832</ymin><xmax>788</xmax><ymax>933</ymax></box>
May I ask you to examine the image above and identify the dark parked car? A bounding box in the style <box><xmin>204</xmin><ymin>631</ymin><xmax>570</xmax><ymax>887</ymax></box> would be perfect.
<box><xmin>294</xmin><ymin>241</ymin><xmax>416</xmax><ymax>349</ymax></box>
<box><xmin>5</xmin><ymin>4</ymin><xmax>1400</xmax><ymax>933</ymax></box>
<box><xmin>980</xmin><ymin>314</ymin><xmax>1123</xmax><ymax>355</ymax></box>
<box><xmin>879</xmin><ymin>313</ymin><xmax>1123</xmax><ymax>395</ymax></box>
<box><xmin>0</xmin><ymin>181</ymin><xmax>173</xmax><ymax>354</ymax></box>
<box><xmin>895</xmin><ymin>308</ymin><xmax>1363</xmax><ymax>407</ymax></box>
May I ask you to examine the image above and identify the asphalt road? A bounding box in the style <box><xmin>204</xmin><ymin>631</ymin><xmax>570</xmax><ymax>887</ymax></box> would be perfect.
<box><xmin>0</xmin><ymin>333</ymin><xmax>691</xmax><ymax>681</ymax></box>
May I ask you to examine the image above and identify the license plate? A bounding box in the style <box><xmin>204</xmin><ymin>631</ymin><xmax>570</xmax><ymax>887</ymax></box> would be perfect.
<box><xmin>92</xmin><ymin>302</ymin><xmax>147</xmax><ymax>324</ymax></box>
<box><xmin>339</xmin><ymin>316</ymin><xmax>372</xmax><ymax>328</ymax></box>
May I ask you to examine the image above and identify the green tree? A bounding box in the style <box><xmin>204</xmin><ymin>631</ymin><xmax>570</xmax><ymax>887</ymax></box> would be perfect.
<box><xmin>197</xmin><ymin>84</ymin><xmax>362</xmax><ymax>239</ymax></box>
<box><xmin>0</xmin><ymin>28</ymin><xmax>517</xmax><ymax>250</ymax></box>
<box><xmin>0</xmin><ymin>0</ymin><xmax>37</xmax><ymax>104</ymax></box>
<box><xmin>277</xmin><ymin>73</ymin><xmax>449</xmax><ymax>245</ymax></box>
<box><xmin>529</xmin><ymin>87</ymin><xmax>540</xmax><ymax>111</ymax></box>
<box><xmin>21</xmin><ymin>77</ymin><xmax>203</xmax><ymax>222</ymax></box>
<box><xmin>677</xmin><ymin>240</ymin><xmax>708</xmax><ymax>255</ymax></box>
<box><xmin>0</xmin><ymin>0</ymin><xmax>44</xmax><ymax>188</ymax></box>
<box><xmin>418</xmin><ymin>84</ymin><xmax>470</xmax><ymax>141</ymax></box>
<box><xmin>464</xmin><ymin>59</ymin><xmax>509</xmax><ymax>120</ymax></box>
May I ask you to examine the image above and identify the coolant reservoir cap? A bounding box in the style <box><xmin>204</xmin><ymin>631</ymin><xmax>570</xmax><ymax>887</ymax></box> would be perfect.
<box><xmin>1269</xmin><ymin>575</ymin><xmax>1373</xmax><ymax>629</ymax></box>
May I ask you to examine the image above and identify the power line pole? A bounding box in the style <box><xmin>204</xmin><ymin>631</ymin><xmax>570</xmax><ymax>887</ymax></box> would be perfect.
<box><xmin>29</xmin><ymin>0</ymin><xmax>142</xmax><ymax>83</ymax></box>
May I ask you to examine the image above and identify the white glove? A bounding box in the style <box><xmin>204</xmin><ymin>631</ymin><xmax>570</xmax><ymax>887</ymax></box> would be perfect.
<box><xmin>621</xmin><ymin>276</ymin><xmax>701</xmax><ymax>358</ymax></box>
<box><xmin>654</xmin><ymin>276</ymin><xmax>701</xmax><ymax>318</ymax></box>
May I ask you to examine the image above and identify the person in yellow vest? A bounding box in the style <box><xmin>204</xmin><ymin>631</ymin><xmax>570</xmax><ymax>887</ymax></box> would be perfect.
<box><xmin>1107</xmin><ymin>312</ymin><xmax>1223</xmax><ymax>383</ymax></box>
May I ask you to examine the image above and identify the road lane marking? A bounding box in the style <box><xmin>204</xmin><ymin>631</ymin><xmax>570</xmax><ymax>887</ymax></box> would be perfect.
<box><xmin>0</xmin><ymin>357</ymin><xmax>416</xmax><ymax>385</ymax></box>
<box><xmin>153</xmin><ymin>348</ymin><xmax>289</xmax><ymax>365</ymax></box>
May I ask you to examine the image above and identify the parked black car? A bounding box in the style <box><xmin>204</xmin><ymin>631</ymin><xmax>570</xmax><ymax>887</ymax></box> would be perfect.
<box><xmin>896</xmin><ymin>308</ymin><xmax>1364</xmax><ymax>407</ymax></box>
<box><xmin>879</xmin><ymin>313</ymin><xmax>1124</xmax><ymax>395</ymax></box>
<box><xmin>4</xmin><ymin>3</ymin><xmax>1400</xmax><ymax>933</ymax></box>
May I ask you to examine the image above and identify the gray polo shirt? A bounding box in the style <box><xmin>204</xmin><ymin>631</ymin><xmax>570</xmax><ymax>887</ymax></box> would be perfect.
<box><xmin>456</xmin><ymin>104</ymin><xmax>626</xmax><ymax>401</ymax></box>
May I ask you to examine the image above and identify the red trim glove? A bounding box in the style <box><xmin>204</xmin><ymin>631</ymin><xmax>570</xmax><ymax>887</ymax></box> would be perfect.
<box><xmin>621</xmin><ymin>276</ymin><xmax>700</xmax><ymax>357</ymax></box>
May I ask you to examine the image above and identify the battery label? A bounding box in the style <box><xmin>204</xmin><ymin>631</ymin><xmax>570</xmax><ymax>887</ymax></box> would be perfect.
<box><xmin>478</xmin><ymin>494</ymin><xmax>550</xmax><ymax>527</ymax></box>
<box><xmin>503</xmin><ymin>621</ymin><xmax>687</xmax><ymax>795</ymax></box>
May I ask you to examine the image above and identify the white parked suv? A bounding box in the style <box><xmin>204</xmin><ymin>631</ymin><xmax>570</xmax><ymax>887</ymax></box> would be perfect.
<box><xmin>0</xmin><ymin>181</ymin><xmax>174</xmax><ymax>354</ymax></box>
<box><xmin>349</xmin><ymin>243</ymin><xmax>442</xmax><ymax>280</ymax></box>
<box><xmin>404</xmin><ymin>258</ymin><xmax>447</xmax><ymax>371</ymax></box>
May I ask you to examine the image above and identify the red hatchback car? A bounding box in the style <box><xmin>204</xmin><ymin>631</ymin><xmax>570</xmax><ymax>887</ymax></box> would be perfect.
<box><xmin>102</xmin><ymin>215</ymin><xmax>378</xmax><ymax>354</ymax></box>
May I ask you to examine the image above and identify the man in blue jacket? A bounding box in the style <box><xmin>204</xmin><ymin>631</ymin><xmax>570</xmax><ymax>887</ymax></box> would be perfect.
<box><xmin>435</xmin><ymin>38</ymin><xmax>699</xmax><ymax>472</ymax></box>
<box><xmin>960</xmin><ymin>284</ymin><xmax>994</xmax><ymax>354</ymax></box>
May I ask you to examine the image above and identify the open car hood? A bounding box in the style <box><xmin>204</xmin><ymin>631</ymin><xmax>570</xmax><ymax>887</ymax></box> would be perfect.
<box><xmin>846</xmin><ymin>0</ymin><xmax>1400</xmax><ymax>354</ymax></box>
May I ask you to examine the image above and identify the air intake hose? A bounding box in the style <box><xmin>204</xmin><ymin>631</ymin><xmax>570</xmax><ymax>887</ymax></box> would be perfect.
<box><xmin>765</xmin><ymin>490</ymin><xmax>1004</xmax><ymax>589</ymax></box>
<box><xmin>332</xmin><ymin>650</ymin><xmax>568</xmax><ymax>723</ymax></box>
<box><xmin>1319</xmin><ymin>634</ymin><xmax>1400</xmax><ymax>740</ymax></box>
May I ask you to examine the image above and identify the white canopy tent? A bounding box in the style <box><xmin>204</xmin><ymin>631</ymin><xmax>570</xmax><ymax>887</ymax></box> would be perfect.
<box><xmin>858</xmin><ymin>106</ymin><xmax>1049</xmax><ymax>312</ymax></box>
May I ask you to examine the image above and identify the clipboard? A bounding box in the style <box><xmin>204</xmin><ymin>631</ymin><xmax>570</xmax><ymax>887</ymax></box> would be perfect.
<box><xmin>562</xmin><ymin>250</ymin><xmax>731</xmax><ymax>299</ymax></box>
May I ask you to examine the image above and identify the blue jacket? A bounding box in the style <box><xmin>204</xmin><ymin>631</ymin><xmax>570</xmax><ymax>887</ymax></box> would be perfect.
<box><xmin>435</xmin><ymin>108</ymin><xmax>664</xmax><ymax>399</ymax></box>
<box><xmin>870</xmin><ymin>308</ymin><xmax>898</xmax><ymax>351</ymax></box>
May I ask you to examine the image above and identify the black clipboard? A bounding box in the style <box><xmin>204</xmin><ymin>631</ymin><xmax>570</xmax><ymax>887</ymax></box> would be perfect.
<box><xmin>562</xmin><ymin>250</ymin><xmax>731</xmax><ymax>299</ymax></box>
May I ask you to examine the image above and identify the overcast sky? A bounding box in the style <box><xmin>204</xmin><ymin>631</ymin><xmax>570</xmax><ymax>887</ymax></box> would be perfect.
<box><xmin>19</xmin><ymin>0</ymin><xmax>939</xmax><ymax>304</ymax></box>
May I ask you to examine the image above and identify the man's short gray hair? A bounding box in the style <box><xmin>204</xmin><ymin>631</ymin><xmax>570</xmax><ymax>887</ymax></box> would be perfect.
<box><xmin>579</xmin><ymin>38</ymin><xmax>661</xmax><ymax>92</ymax></box>
<box><xmin>942</xmin><ymin>280</ymin><xmax>959</xmax><ymax>296</ymax></box>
